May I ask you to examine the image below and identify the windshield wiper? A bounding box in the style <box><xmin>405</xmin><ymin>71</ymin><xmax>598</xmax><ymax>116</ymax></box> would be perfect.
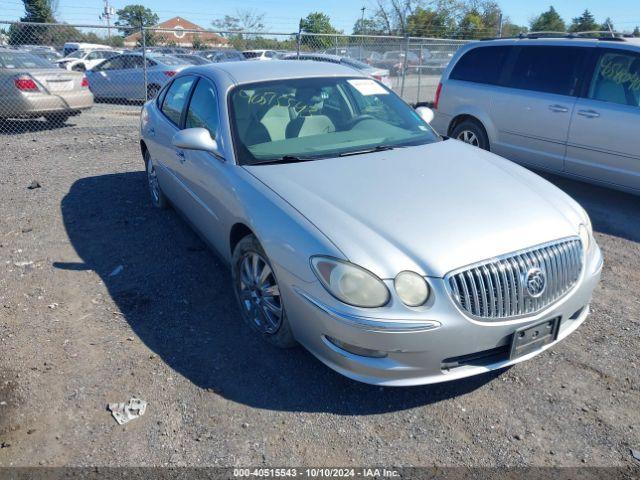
<box><xmin>251</xmin><ymin>155</ymin><xmax>312</xmax><ymax>166</ymax></box>
<box><xmin>338</xmin><ymin>145</ymin><xmax>395</xmax><ymax>157</ymax></box>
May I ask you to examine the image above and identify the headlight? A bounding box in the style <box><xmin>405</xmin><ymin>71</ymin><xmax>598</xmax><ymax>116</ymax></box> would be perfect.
<box><xmin>394</xmin><ymin>271</ymin><xmax>430</xmax><ymax>307</ymax></box>
<box><xmin>579</xmin><ymin>224</ymin><xmax>591</xmax><ymax>252</ymax></box>
<box><xmin>310</xmin><ymin>257</ymin><xmax>389</xmax><ymax>308</ymax></box>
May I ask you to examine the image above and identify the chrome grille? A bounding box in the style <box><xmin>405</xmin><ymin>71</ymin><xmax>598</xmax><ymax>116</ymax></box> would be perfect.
<box><xmin>447</xmin><ymin>238</ymin><xmax>583</xmax><ymax>320</ymax></box>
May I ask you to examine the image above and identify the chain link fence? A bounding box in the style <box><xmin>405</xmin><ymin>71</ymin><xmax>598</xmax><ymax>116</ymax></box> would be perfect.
<box><xmin>0</xmin><ymin>20</ymin><xmax>470</xmax><ymax>134</ymax></box>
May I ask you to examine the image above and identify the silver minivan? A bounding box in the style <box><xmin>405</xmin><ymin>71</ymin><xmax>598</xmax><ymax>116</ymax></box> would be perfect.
<box><xmin>432</xmin><ymin>37</ymin><xmax>640</xmax><ymax>194</ymax></box>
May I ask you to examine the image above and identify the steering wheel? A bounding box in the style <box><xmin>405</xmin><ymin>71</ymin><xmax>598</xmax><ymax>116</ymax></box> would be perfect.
<box><xmin>345</xmin><ymin>114</ymin><xmax>375</xmax><ymax>129</ymax></box>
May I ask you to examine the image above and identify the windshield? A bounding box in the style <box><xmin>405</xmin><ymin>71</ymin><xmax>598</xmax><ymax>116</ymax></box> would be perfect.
<box><xmin>229</xmin><ymin>77</ymin><xmax>439</xmax><ymax>165</ymax></box>
<box><xmin>66</xmin><ymin>50</ymin><xmax>86</xmax><ymax>59</ymax></box>
<box><xmin>0</xmin><ymin>52</ymin><xmax>57</xmax><ymax>69</ymax></box>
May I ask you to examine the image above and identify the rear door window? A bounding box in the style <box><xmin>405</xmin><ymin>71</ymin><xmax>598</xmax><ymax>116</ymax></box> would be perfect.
<box><xmin>185</xmin><ymin>79</ymin><xmax>220</xmax><ymax>138</ymax></box>
<box><xmin>588</xmin><ymin>50</ymin><xmax>640</xmax><ymax>107</ymax></box>
<box><xmin>504</xmin><ymin>46</ymin><xmax>587</xmax><ymax>96</ymax></box>
<box><xmin>449</xmin><ymin>46</ymin><xmax>511</xmax><ymax>85</ymax></box>
<box><xmin>161</xmin><ymin>76</ymin><xmax>196</xmax><ymax>126</ymax></box>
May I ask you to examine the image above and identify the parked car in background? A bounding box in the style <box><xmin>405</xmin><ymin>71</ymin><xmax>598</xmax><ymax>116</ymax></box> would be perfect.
<box><xmin>419</xmin><ymin>49</ymin><xmax>454</xmax><ymax>72</ymax></box>
<box><xmin>375</xmin><ymin>50</ymin><xmax>420</xmax><ymax>76</ymax></box>
<box><xmin>172</xmin><ymin>54</ymin><xmax>212</xmax><ymax>66</ymax></box>
<box><xmin>139</xmin><ymin>60</ymin><xmax>602</xmax><ymax>386</ymax></box>
<box><xmin>0</xmin><ymin>49</ymin><xmax>93</xmax><ymax>123</ymax></box>
<box><xmin>29</xmin><ymin>49</ymin><xmax>63</xmax><ymax>63</ymax></box>
<box><xmin>141</xmin><ymin>47</ymin><xmax>191</xmax><ymax>56</ymax></box>
<box><xmin>62</xmin><ymin>42</ymin><xmax>112</xmax><ymax>57</ymax></box>
<box><xmin>242</xmin><ymin>50</ymin><xmax>279</xmax><ymax>60</ymax></box>
<box><xmin>56</xmin><ymin>49</ymin><xmax>121</xmax><ymax>71</ymax></box>
<box><xmin>86</xmin><ymin>53</ymin><xmax>190</xmax><ymax>101</ymax></box>
<box><xmin>280</xmin><ymin>53</ymin><xmax>391</xmax><ymax>87</ymax></box>
<box><xmin>432</xmin><ymin>36</ymin><xmax>640</xmax><ymax>195</ymax></box>
<box><xmin>197</xmin><ymin>49</ymin><xmax>245</xmax><ymax>63</ymax></box>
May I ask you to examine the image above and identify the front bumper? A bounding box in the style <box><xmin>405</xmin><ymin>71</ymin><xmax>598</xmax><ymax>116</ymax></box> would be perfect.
<box><xmin>283</xmin><ymin>243</ymin><xmax>603</xmax><ymax>386</ymax></box>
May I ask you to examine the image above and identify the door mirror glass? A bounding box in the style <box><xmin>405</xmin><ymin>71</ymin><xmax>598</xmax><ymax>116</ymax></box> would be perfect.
<box><xmin>415</xmin><ymin>106</ymin><xmax>434</xmax><ymax>124</ymax></box>
<box><xmin>172</xmin><ymin>128</ymin><xmax>223</xmax><ymax>157</ymax></box>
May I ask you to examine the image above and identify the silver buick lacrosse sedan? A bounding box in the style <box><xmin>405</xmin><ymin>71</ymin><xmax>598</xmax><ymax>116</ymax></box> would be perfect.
<box><xmin>139</xmin><ymin>61</ymin><xmax>603</xmax><ymax>386</ymax></box>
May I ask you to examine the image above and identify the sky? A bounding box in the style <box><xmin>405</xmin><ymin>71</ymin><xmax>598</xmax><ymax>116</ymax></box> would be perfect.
<box><xmin>1</xmin><ymin>0</ymin><xmax>639</xmax><ymax>35</ymax></box>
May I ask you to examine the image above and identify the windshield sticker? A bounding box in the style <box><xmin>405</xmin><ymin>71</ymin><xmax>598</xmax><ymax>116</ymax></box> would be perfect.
<box><xmin>239</xmin><ymin>90</ymin><xmax>321</xmax><ymax>116</ymax></box>
<box><xmin>348</xmin><ymin>79</ymin><xmax>388</xmax><ymax>95</ymax></box>
<box><xmin>600</xmin><ymin>55</ymin><xmax>640</xmax><ymax>92</ymax></box>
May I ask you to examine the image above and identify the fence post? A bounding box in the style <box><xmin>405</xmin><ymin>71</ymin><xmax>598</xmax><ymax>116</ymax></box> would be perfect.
<box><xmin>400</xmin><ymin>34</ymin><xmax>409</xmax><ymax>98</ymax></box>
<box><xmin>416</xmin><ymin>42</ymin><xmax>423</xmax><ymax>104</ymax></box>
<box><xmin>296</xmin><ymin>20</ymin><xmax>302</xmax><ymax>58</ymax></box>
<box><xmin>141</xmin><ymin>25</ymin><xmax>148</xmax><ymax>101</ymax></box>
<box><xmin>334</xmin><ymin>35</ymin><xmax>338</xmax><ymax>55</ymax></box>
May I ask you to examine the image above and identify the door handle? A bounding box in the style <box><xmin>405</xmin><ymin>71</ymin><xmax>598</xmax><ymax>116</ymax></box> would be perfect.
<box><xmin>548</xmin><ymin>104</ymin><xmax>569</xmax><ymax>113</ymax></box>
<box><xmin>577</xmin><ymin>109</ymin><xmax>600</xmax><ymax>119</ymax></box>
<box><xmin>176</xmin><ymin>150</ymin><xmax>185</xmax><ymax>163</ymax></box>
<box><xmin>148</xmin><ymin>127</ymin><xmax>155</xmax><ymax>136</ymax></box>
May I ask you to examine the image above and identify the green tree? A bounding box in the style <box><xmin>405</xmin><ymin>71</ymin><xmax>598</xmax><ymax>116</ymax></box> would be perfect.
<box><xmin>405</xmin><ymin>6</ymin><xmax>455</xmax><ymax>37</ymax></box>
<box><xmin>457</xmin><ymin>9</ymin><xmax>485</xmax><ymax>39</ymax></box>
<box><xmin>530</xmin><ymin>6</ymin><xmax>566</xmax><ymax>33</ymax></box>
<box><xmin>569</xmin><ymin>9</ymin><xmax>599</xmax><ymax>33</ymax></box>
<box><xmin>299</xmin><ymin>12</ymin><xmax>339</xmax><ymax>49</ymax></box>
<box><xmin>9</xmin><ymin>0</ymin><xmax>57</xmax><ymax>45</ymax></box>
<box><xmin>115</xmin><ymin>4</ymin><xmax>158</xmax><ymax>45</ymax></box>
<box><xmin>634</xmin><ymin>26</ymin><xmax>640</xmax><ymax>37</ymax></box>
<box><xmin>191</xmin><ymin>33</ymin><xmax>207</xmax><ymax>50</ymax></box>
<box><xmin>352</xmin><ymin>17</ymin><xmax>382</xmax><ymax>35</ymax></box>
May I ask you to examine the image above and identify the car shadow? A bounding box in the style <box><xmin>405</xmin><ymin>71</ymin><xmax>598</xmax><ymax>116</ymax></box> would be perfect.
<box><xmin>0</xmin><ymin>118</ymin><xmax>75</xmax><ymax>135</ymax></box>
<box><xmin>537</xmin><ymin>172</ymin><xmax>640</xmax><ymax>244</ymax></box>
<box><xmin>58</xmin><ymin>171</ymin><xmax>502</xmax><ymax>414</ymax></box>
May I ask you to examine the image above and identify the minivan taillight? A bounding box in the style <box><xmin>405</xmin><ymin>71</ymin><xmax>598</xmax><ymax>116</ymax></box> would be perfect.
<box><xmin>163</xmin><ymin>71</ymin><xmax>177</xmax><ymax>77</ymax></box>
<box><xmin>434</xmin><ymin>82</ymin><xmax>442</xmax><ymax>110</ymax></box>
<box><xmin>14</xmin><ymin>76</ymin><xmax>39</xmax><ymax>91</ymax></box>
<box><xmin>81</xmin><ymin>76</ymin><xmax>89</xmax><ymax>88</ymax></box>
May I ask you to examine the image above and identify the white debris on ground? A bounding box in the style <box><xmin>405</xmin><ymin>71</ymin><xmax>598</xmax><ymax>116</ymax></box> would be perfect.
<box><xmin>107</xmin><ymin>398</ymin><xmax>147</xmax><ymax>425</ymax></box>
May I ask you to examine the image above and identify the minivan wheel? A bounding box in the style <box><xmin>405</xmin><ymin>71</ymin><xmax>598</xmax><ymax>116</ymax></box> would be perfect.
<box><xmin>451</xmin><ymin>120</ymin><xmax>489</xmax><ymax>150</ymax></box>
<box><xmin>144</xmin><ymin>150</ymin><xmax>169</xmax><ymax>209</ymax></box>
<box><xmin>232</xmin><ymin>235</ymin><xmax>296</xmax><ymax>348</ymax></box>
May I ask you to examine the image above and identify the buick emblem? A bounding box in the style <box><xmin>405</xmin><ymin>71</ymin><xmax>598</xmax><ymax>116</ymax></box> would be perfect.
<box><xmin>524</xmin><ymin>268</ymin><xmax>546</xmax><ymax>298</ymax></box>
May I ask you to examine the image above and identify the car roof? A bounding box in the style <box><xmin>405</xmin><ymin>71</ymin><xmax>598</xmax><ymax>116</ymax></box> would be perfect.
<box><xmin>186</xmin><ymin>60</ymin><xmax>365</xmax><ymax>89</ymax></box>
<box><xmin>475</xmin><ymin>36</ymin><xmax>640</xmax><ymax>48</ymax></box>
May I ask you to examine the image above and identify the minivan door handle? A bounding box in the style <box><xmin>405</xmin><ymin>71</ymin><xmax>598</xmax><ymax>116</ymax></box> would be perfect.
<box><xmin>577</xmin><ymin>109</ymin><xmax>600</xmax><ymax>119</ymax></box>
<box><xmin>176</xmin><ymin>150</ymin><xmax>186</xmax><ymax>163</ymax></box>
<box><xmin>548</xmin><ymin>104</ymin><xmax>569</xmax><ymax>113</ymax></box>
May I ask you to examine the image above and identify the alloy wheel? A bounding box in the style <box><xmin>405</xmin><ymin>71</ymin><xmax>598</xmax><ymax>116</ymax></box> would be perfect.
<box><xmin>237</xmin><ymin>252</ymin><xmax>282</xmax><ymax>334</ymax></box>
<box><xmin>457</xmin><ymin>130</ymin><xmax>480</xmax><ymax>146</ymax></box>
<box><xmin>147</xmin><ymin>158</ymin><xmax>160</xmax><ymax>205</ymax></box>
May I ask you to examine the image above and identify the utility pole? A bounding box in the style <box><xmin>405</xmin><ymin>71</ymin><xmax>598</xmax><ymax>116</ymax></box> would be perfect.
<box><xmin>497</xmin><ymin>12</ymin><xmax>503</xmax><ymax>38</ymax></box>
<box><xmin>100</xmin><ymin>0</ymin><xmax>115</xmax><ymax>40</ymax></box>
<box><xmin>359</xmin><ymin>6</ymin><xmax>366</xmax><ymax>60</ymax></box>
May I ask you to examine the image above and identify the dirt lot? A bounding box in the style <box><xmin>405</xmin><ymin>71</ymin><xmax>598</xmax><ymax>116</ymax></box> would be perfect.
<box><xmin>0</xmin><ymin>104</ymin><xmax>639</xmax><ymax>469</ymax></box>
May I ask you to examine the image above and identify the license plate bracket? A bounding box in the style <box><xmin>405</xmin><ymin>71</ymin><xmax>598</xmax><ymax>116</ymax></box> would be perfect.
<box><xmin>509</xmin><ymin>317</ymin><xmax>560</xmax><ymax>360</ymax></box>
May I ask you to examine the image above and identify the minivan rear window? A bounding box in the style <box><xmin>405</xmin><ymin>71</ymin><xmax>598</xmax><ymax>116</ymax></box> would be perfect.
<box><xmin>449</xmin><ymin>46</ymin><xmax>511</xmax><ymax>85</ymax></box>
<box><xmin>504</xmin><ymin>46</ymin><xmax>586</xmax><ymax>96</ymax></box>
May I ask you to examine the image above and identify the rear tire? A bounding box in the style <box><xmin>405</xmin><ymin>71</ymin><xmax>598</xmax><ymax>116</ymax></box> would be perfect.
<box><xmin>232</xmin><ymin>234</ymin><xmax>296</xmax><ymax>348</ymax></box>
<box><xmin>144</xmin><ymin>149</ymin><xmax>169</xmax><ymax>209</ymax></box>
<box><xmin>451</xmin><ymin>119</ymin><xmax>490</xmax><ymax>150</ymax></box>
<box><xmin>147</xmin><ymin>84</ymin><xmax>161</xmax><ymax>100</ymax></box>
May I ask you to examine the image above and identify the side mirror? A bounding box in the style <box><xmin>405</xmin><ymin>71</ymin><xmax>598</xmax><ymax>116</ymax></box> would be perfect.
<box><xmin>172</xmin><ymin>128</ymin><xmax>223</xmax><ymax>158</ymax></box>
<box><xmin>415</xmin><ymin>106</ymin><xmax>434</xmax><ymax>124</ymax></box>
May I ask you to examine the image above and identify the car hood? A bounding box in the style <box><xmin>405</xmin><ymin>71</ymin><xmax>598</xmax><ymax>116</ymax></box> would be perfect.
<box><xmin>244</xmin><ymin>140</ymin><xmax>585</xmax><ymax>279</ymax></box>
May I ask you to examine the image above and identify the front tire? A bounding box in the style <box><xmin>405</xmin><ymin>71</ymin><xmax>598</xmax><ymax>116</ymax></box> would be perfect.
<box><xmin>232</xmin><ymin>235</ymin><xmax>296</xmax><ymax>348</ymax></box>
<box><xmin>144</xmin><ymin>150</ymin><xmax>169</xmax><ymax>209</ymax></box>
<box><xmin>451</xmin><ymin>119</ymin><xmax>489</xmax><ymax>150</ymax></box>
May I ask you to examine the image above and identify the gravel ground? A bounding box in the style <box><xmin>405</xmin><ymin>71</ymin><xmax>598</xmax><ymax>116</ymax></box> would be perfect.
<box><xmin>0</xmin><ymin>105</ymin><xmax>639</xmax><ymax>469</ymax></box>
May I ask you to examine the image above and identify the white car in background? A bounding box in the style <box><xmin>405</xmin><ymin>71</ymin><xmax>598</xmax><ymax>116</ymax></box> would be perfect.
<box><xmin>242</xmin><ymin>50</ymin><xmax>280</xmax><ymax>60</ymax></box>
<box><xmin>56</xmin><ymin>49</ymin><xmax>120</xmax><ymax>72</ymax></box>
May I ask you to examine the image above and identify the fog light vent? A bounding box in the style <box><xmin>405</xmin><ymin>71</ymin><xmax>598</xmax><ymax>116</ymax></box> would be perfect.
<box><xmin>325</xmin><ymin>336</ymin><xmax>387</xmax><ymax>358</ymax></box>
